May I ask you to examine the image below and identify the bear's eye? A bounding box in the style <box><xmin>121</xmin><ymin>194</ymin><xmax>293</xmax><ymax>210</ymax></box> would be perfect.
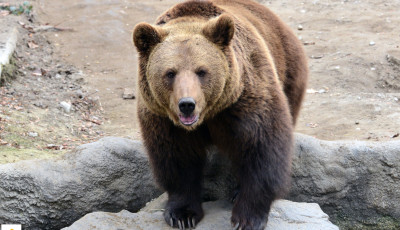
<box><xmin>165</xmin><ymin>70</ymin><xmax>176</xmax><ymax>79</ymax></box>
<box><xmin>196</xmin><ymin>69</ymin><xmax>207</xmax><ymax>78</ymax></box>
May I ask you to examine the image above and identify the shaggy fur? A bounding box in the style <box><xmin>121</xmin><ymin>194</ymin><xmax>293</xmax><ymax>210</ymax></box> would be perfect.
<box><xmin>133</xmin><ymin>0</ymin><xmax>308</xmax><ymax>229</ymax></box>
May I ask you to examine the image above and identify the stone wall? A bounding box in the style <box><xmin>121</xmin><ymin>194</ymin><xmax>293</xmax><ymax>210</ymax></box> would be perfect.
<box><xmin>1</xmin><ymin>134</ymin><xmax>399</xmax><ymax>229</ymax></box>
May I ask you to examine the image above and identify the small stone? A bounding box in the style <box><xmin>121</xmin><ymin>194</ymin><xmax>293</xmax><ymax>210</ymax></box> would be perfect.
<box><xmin>28</xmin><ymin>132</ymin><xmax>38</xmax><ymax>137</ymax></box>
<box><xmin>297</xmin><ymin>25</ymin><xmax>303</xmax><ymax>31</ymax></box>
<box><xmin>369</xmin><ymin>41</ymin><xmax>375</xmax><ymax>46</ymax></box>
<box><xmin>303</xmin><ymin>41</ymin><xmax>316</xmax><ymax>46</ymax></box>
<box><xmin>60</xmin><ymin>101</ymin><xmax>72</xmax><ymax>113</ymax></box>
<box><xmin>33</xmin><ymin>102</ymin><xmax>48</xmax><ymax>109</ymax></box>
<box><xmin>310</xmin><ymin>55</ymin><xmax>324</xmax><ymax>59</ymax></box>
<box><xmin>123</xmin><ymin>88</ymin><xmax>136</xmax><ymax>100</ymax></box>
<box><xmin>75</xmin><ymin>90</ymin><xmax>85</xmax><ymax>99</ymax></box>
<box><xmin>306</xmin><ymin>89</ymin><xmax>318</xmax><ymax>94</ymax></box>
<box><xmin>55</xmin><ymin>74</ymin><xmax>62</xmax><ymax>79</ymax></box>
<box><xmin>377</xmin><ymin>93</ymin><xmax>385</xmax><ymax>99</ymax></box>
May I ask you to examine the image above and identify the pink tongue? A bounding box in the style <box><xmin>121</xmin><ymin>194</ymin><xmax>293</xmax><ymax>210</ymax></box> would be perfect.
<box><xmin>180</xmin><ymin>115</ymin><xmax>196</xmax><ymax>124</ymax></box>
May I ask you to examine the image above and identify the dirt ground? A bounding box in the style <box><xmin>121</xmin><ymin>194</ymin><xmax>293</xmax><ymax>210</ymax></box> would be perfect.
<box><xmin>1</xmin><ymin>0</ymin><xmax>399</xmax><ymax>163</ymax></box>
<box><xmin>0</xmin><ymin>4</ymin><xmax>105</xmax><ymax>163</ymax></box>
<box><xmin>35</xmin><ymin>0</ymin><xmax>400</xmax><ymax>141</ymax></box>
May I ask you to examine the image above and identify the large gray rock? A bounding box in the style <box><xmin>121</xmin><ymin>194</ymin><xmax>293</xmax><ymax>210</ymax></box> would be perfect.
<box><xmin>0</xmin><ymin>137</ymin><xmax>161</xmax><ymax>230</ymax></box>
<box><xmin>290</xmin><ymin>134</ymin><xmax>400</xmax><ymax>227</ymax></box>
<box><xmin>203</xmin><ymin>134</ymin><xmax>400</xmax><ymax>227</ymax></box>
<box><xmin>63</xmin><ymin>193</ymin><xmax>339</xmax><ymax>230</ymax></box>
<box><xmin>1</xmin><ymin>134</ymin><xmax>399</xmax><ymax>229</ymax></box>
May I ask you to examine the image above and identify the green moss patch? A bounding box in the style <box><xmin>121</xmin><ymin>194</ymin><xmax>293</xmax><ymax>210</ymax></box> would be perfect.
<box><xmin>0</xmin><ymin>55</ymin><xmax>18</xmax><ymax>86</ymax></box>
<box><xmin>0</xmin><ymin>146</ymin><xmax>64</xmax><ymax>164</ymax></box>
<box><xmin>335</xmin><ymin>216</ymin><xmax>400</xmax><ymax>230</ymax></box>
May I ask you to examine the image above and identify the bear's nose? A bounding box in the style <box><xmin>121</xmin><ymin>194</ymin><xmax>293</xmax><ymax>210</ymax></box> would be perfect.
<box><xmin>178</xmin><ymin>97</ymin><xmax>196</xmax><ymax>116</ymax></box>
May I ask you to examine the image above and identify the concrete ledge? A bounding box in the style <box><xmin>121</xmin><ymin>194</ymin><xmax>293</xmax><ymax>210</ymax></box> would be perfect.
<box><xmin>0</xmin><ymin>18</ymin><xmax>18</xmax><ymax>78</ymax></box>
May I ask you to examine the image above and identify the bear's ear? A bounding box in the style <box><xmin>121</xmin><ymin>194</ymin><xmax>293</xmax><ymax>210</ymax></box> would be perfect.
<box><xmin>202</xmin><ymin>14</ymin><xmax>234</xmax><ymax>46</ymax></box>
<box><xmin>133</xmin><ymin>23</ymin><xmax>166</xmax><ymax>54</ymax></box>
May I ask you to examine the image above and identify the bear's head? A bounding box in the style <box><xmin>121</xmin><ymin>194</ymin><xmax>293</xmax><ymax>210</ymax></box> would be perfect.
<box><xmin>133</xmin><ymin>14</ymin><xmax>240</xmax><ymax>130</ymax></box>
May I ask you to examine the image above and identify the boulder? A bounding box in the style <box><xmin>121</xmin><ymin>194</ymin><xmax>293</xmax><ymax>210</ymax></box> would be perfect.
<box><xmin>63</xmin><ymin>193</ymin><xmax>339</xmax><ymax>230</ymax></box>
<box><xmin>1</xmin><ymin>134</ymin><xmax>399</xmax><ymax>229</ymax></box>
<box><xmin>290</xmin><ymin>134</ymin><xmax>400</xmax><ymax>228</ymax></box>
<box><xmin>203</xmin><ymin>134</ymin><xmax>400</xmax><ymax>227</ymax></box>
<box><xmin>0</xmin><ymin>137</ymin><xmax>161</xmax><ymax>230</ymax></box>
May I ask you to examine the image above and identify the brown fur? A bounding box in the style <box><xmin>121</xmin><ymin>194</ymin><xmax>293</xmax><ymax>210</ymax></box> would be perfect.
<box><xmin>133</xmin><ymin>0</ymin><xmax>308</xmax><ymax>229</ymax></box>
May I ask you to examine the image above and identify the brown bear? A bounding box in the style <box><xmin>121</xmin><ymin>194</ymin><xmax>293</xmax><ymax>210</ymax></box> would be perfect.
<box><xmin>132</xmin><ymin>0</ymin><xmax>308</xmax><ymax>229</ymax></box>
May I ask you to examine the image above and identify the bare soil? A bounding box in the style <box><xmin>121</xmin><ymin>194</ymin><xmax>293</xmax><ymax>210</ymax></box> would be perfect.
<box><xmin>0</xmin><ymin>3</ymin><xmax>104</xmax><ymax>163</ymax></box>
<box><xmin>1</xmin><ymin>0</ymin><xmax>400</xmax><ymax>163</ymax></box>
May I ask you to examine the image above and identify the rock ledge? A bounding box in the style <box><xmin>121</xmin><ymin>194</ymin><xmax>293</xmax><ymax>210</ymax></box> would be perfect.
<box><xmin>64</xmin><ymin>194</ymin><xmax>339</xmax><ymax>230</ymax></box>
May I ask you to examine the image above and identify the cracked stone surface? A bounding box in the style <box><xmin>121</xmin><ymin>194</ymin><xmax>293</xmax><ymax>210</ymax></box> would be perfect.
<box><xmin>63</xmin><ymin>194</ymin><xmax>339</xmax><ymax>230</ymax></box>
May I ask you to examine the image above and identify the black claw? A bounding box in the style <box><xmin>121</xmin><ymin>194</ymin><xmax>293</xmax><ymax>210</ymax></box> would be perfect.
<box><xmin>178</xmin><ymin>220</ymin><xmax>186</xmax><ymax>230</ymax></box>
<box><xmin>192</xmin><ymin>217</ymin><xmax>196</xmax><ymax>229</ymax></box>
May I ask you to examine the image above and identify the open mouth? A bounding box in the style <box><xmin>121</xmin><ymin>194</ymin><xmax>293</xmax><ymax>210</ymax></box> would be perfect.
<box><xmin>179</xmin><ymin>113</ymin><xmax>199</xmax><ymax>126</ymax></box>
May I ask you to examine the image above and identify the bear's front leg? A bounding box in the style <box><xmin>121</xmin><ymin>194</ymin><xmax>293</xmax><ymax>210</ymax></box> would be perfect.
<box><xmin>162</xmin><ymin>155</ymin><xmax>205</xmax><ymax>229</ymax></box>
<box><xmin>209</xmin><ymin>96</ymin><xmax>293</xmax><ymax>230</ymax></box>
<box><xmin>139</xmin><ymin>107</ymin><xmax>208</xmax><ymax>229</ymax></box>
<box><xmin>164</xmin><ymin>188</ymin><xmax>204</xmax><ymax>229</ymax></box>
<box><xmin>231</xmin><ymin>107</ymin><xmax>292</xmax><ymax>230</ymax></box>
